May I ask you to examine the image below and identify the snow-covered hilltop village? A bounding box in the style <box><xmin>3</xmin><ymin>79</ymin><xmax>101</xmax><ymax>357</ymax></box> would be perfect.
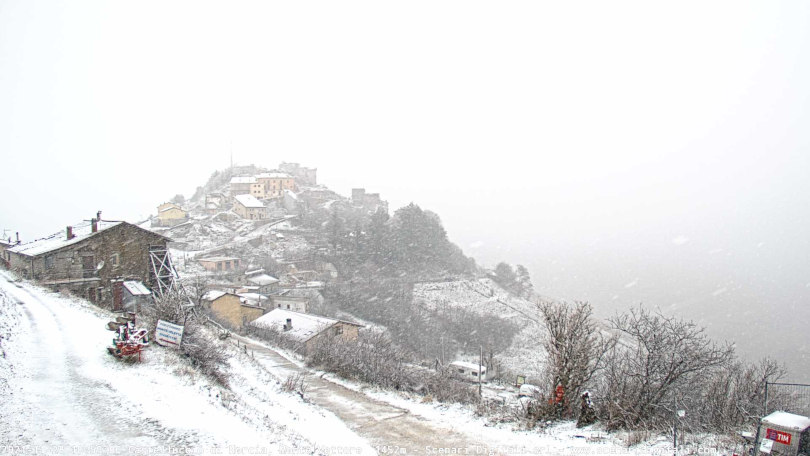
<box><xmin>1</xmin><ymin>162</ymin><xmax>809</xmax><ymax>456</ymax></box>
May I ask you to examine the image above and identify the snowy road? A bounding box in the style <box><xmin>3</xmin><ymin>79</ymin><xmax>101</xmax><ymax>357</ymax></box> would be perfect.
<box><xmin>230</xmin><ymin>334</ymin><xmax>502</xmax><ymax>456</ymax></box>
<box><xmin>0</xmin><ymin>273</ymin><xmax>165</xmax><ymax>451</ymax></box>
<box><xmin>0</xmin><ymin>272</ymin><xmax>369</xmax><ymax>455</ymax></box>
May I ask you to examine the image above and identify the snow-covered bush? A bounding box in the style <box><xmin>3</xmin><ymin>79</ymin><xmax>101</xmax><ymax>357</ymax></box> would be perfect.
<box><xmin>141</xmin><ymin>290</ymin><xmax>230</xmax><ymax>386</ymax></box>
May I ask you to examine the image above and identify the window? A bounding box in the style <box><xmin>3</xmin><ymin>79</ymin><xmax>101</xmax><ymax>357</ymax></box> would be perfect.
<box><xmin>45</xmin><ymin>255</ymin><xmax>55</xmax><ymax>270</ymax></box>
<box><xmin>110</xmin><ymin>253</ymin><xmax>120</xmax><ymax>268</ymax></box>
<box><xmin>458</xmin><ymin>369</ymin><xmax>465</xmax><ymax>374</ymax></box>
<box><xmin>333</xmin><ymin>326</ymin><xmax>343</xmax><ymax>336</ymax></box>
<box><xmin>472</xmin><ymin>372</ymin><xmax>478</xmax><ymax>377</ymax></box>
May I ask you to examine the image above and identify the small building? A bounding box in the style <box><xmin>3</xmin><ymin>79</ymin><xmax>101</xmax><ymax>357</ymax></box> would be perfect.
<box><xmin>0</xmin><ymin>233</ymin><xmax>21</xmax><ymax>268</ymax></box>
<box><xmin>202</xmin><ymin>290</ymin><xmax>265</xmax><ymax>329</ymax></box>
<box><xmin>154</xmin><ymin>202</ymin><xmax>188</xmax><ymax>227</ymax></box>
<box><xmin>113</xmin><ymin>280</ymin><xmax>153</xmax><ymax>312</ymax></box>
<box><xmin>256</xmin><ymin>172</ymin><xmax>296</xmax><ymax>198</ymax></box>
<box><xmin>6</xmin><ymin>216</ymin><xmax>170</xmax><ymax>309</ymax></box>
<box><xmin>251</xmin><ymin>308</ymin><xmax>362</xmax><ymax>353</ymax></box>
<box><xmin>230</xmin><ymin>176</ymin><xmax>258</xmax><ymax>196</ymax></box>
<box><xmin>205</xmin><ymin>192</ymin><xmax>227</xmax><ymax>213</ymax></box>
<box><xmin>282</xmin><ymin>189</ymin><xmax>299</xmax><ymax>212</ymax></box>
<box><xmin>756</xmin><ymin>411</ymin><xmax>810</xmax><ymax>455</ymax></box>
<box><xmin>198</xmin><ymin>256</ymin><xmax>242</xmax><ymax>272</ymax></box>
<box><xmin>450</xmin><ymin>361</ymin><xmax>488</xmax><ymax>383</ymax></box>
<box><xmin>233</xmin><ymin>194</ymin><xmax>268</xmax><ymax>220</ymax></box>
<box><xmin>245</xmin><ymin>271</ymin><xmax>279</xmax><ymax>294</ymax></box>
<box><xmin>270</xmin><ymin>295</ymin><xmax>309</xmax><ymax>313</ymax></box>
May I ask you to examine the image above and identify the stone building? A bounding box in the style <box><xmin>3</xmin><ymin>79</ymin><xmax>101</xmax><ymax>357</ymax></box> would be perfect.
<box><xmin>205</xmin><ymin>192</ymin><xmax>227</xmax><ymax>213</ymax></box>
<box><xmin>6</xmin><ymin>217</ymin><xmax>170</xmax><ymax>309</ymax></box>
<box><xmin>256</xmin><ymin>172</ymin><xmax>296</xmax><ymax>198</ymax></box>
<box><xmin>269</xmin><ymin>295</ymin><xmax>309</xmax><ymax>313</ymax></box>
<box><xmin>233</xmin><ymin>194</ymin><xmax>268</xmax><ymax>220</ymax></box>
<box><xmin>251</xmin><ymin>308</ymin><xmax>362</xmax><ymax>353</ymax></box>
<box><xmin>197</xmin><ymin>256</ymin><xmax>242</xmax><ymax>272</ymax></box>
<box><xmin>201</xmin><ymin>290</ymin><xmax>265</xmax><ymax>329</ymax></box>
<box><xmin>230</xmin><ymin>176</ymin><xmax>257</xmax><ymax>196</ymax></box>
<box><xmin>279</xmin><ymin>162</ymin><xmax>317</xmax><ymax>186</ymax></box>
<box><xmin>0</xmin><ymin>233</ymin><xmax>20</xmax><ymax>268</ymax></box>
<box><xmin>153</xmin><ymin>202</ymin><xmax>188</xmax><ymax>227</ymax></box>
<box><xmin>351</xmin><ymin>188</ymin><xmax>388</xmax><ymax>213</ymax></box>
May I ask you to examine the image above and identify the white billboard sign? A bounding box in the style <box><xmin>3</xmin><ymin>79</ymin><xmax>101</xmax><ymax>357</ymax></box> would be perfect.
<box><xmin>155</xmin><ymin>319</ymin><xmax>184</xmax><ymax>348</ymax></box>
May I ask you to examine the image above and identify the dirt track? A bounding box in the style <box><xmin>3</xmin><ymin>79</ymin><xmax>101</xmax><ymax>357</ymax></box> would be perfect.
<box><xmin>230</xmin><ymin>334</ymin><xmax>500</xmax><ymax>456</ymax></box>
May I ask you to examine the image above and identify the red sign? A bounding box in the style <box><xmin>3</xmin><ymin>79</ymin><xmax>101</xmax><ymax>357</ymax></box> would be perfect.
<box><xmin>766</xmin><ymin>428</ymin><xmax>792</xmax><ymax>445</ymax></box>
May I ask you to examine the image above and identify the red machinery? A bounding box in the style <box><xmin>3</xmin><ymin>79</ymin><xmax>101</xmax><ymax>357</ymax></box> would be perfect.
<box><xmin>106</xmin><ymin>312</ymin><xmax>149</xmax><ymax>361</ymax></box>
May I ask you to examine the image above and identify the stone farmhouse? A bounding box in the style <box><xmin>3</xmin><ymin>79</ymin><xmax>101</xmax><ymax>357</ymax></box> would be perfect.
<box><xmin>5</xmin><ymin>215</ymin><xmax>170</xmax><ymax>309</ymax></box>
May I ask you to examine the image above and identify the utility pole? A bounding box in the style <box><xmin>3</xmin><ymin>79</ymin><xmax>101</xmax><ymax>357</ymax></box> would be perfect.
<box><xmin>479</xmin><ymin>345</ymin><xmax>483</xmax><ymax>399</ymax></box>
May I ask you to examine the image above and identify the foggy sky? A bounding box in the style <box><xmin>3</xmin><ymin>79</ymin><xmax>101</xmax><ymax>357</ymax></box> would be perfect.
<box><xmin>2</xmin><ymin>1</ymin><xmax>809</xmax><ymax>378</ymax></box>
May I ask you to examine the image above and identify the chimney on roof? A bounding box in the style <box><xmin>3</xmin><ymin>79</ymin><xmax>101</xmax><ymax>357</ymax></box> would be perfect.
<box><xmin>97</xmin><ymin>210</ymin><xmax>102</xmax><ymax>221</ymax></box>
<box><xmin>15</xmin><ymin>232</ymin><xmax>19</xmax><ymax>244</ymax></box>
<box><xmin>91</xmin><ymin>218</ymin><xmax>98</xmax><ymax>233</ymax></box>
<box><xmin>66</xmin><ymin>226</ymin><xmax>74</xmax><ymax>240</ymax></box>
<box><xmin>284</xmin><ymin>318</ymin><xmax>292</xmax><ymax>331</ymax></box>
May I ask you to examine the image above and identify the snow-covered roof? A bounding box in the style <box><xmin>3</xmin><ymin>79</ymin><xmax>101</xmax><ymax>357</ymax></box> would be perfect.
<box><xmin>762</xmin><ymin>411</ymin><xmax>810</xmax><ymax>431</ymax></box>
<box><xmin>251</xmin><ymin>309</ymin><xmax>360</xmax><ymax>343</ymax></box>
<box><xmin>256</xmin><ymin>172</ymin><xmax>293</xmax><ymax>179</ymax></box>
<box><xmin>202</xmin><ymin>290</ymin><xmax>230</xmax><ymax>301</ymax></box>
<box><xmin>238</xmin><ymin>293</ymin><xmax>268</xmax><ymax>307</ymax></box>
<box><xmin>233</xmin><ymin>194</ymin><xmax>265</xmax><ymax>209</ymax></box>
<box><xmin>8</xmin><ymin>221</ymin><xmax>165</xmax><ymax>257</ymax></box>
<box><xmin>450</xmin><ymin>361</ymin><xmax>487</xmax><ymax>371</ymax></box>
<box><xmin>230</xmin><ymin>176</ymin><xmax>257</xmax><ymax>184</ymax></box>
<box><xmin>123</xmin><ymin>281</ymin><xmax>151</xmax><ymax>296</ymax></box>
<box><xmin>247</xmin><ymin>274</ymin><xmax>279</xmax><ymax>287</ymax></box>
<box><xmin>198</xmin><ymin>256</ymin><xmax>241</xmax><ymax>263</ymax></box>
<box><xmin>159</xmin><ymin>206</ymin><xmax>185</xmax><ymax>213</ymax></box>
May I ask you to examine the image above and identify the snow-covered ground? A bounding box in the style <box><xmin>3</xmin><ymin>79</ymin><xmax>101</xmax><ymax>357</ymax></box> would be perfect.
<box><xmin>0</xmin><ymin>270</ymin><xmax>373</xmax><ymax>455</ymax></box>
<box><xmin>0</xmin><ymin>271</ymin><xmax>744</xmax><ymax>455</ymax></box>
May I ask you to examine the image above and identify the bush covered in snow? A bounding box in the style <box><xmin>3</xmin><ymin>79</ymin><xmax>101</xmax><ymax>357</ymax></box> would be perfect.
<box><xmin>140</xmin><ymin>290</ymin><xmax>230</xmax><ymax>386</ymax></box>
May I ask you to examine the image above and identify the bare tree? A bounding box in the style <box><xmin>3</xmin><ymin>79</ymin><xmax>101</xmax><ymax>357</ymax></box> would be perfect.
<box><xmin>182</xmin><ymin>274</ymin><xmax>211</xmax><ymax>306</ymax></box>
<box><xmin>698</xmin><ymin>357</ymin><xmax>786</xmax><ymax>431</ymax></box>
<box><xmin>141</xmin><ymin>290</ymin><xmax>230</xmax><ymax>385</ymax></box>
<box><xmin>539</xmin><ymin>300</ymin><xmax>615</xmax><ymax>418</ymax></box>
<box><xmin>597</xmin><ymin>306</ymin><xmax>735</xmax><ymax>430</ymax></box>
